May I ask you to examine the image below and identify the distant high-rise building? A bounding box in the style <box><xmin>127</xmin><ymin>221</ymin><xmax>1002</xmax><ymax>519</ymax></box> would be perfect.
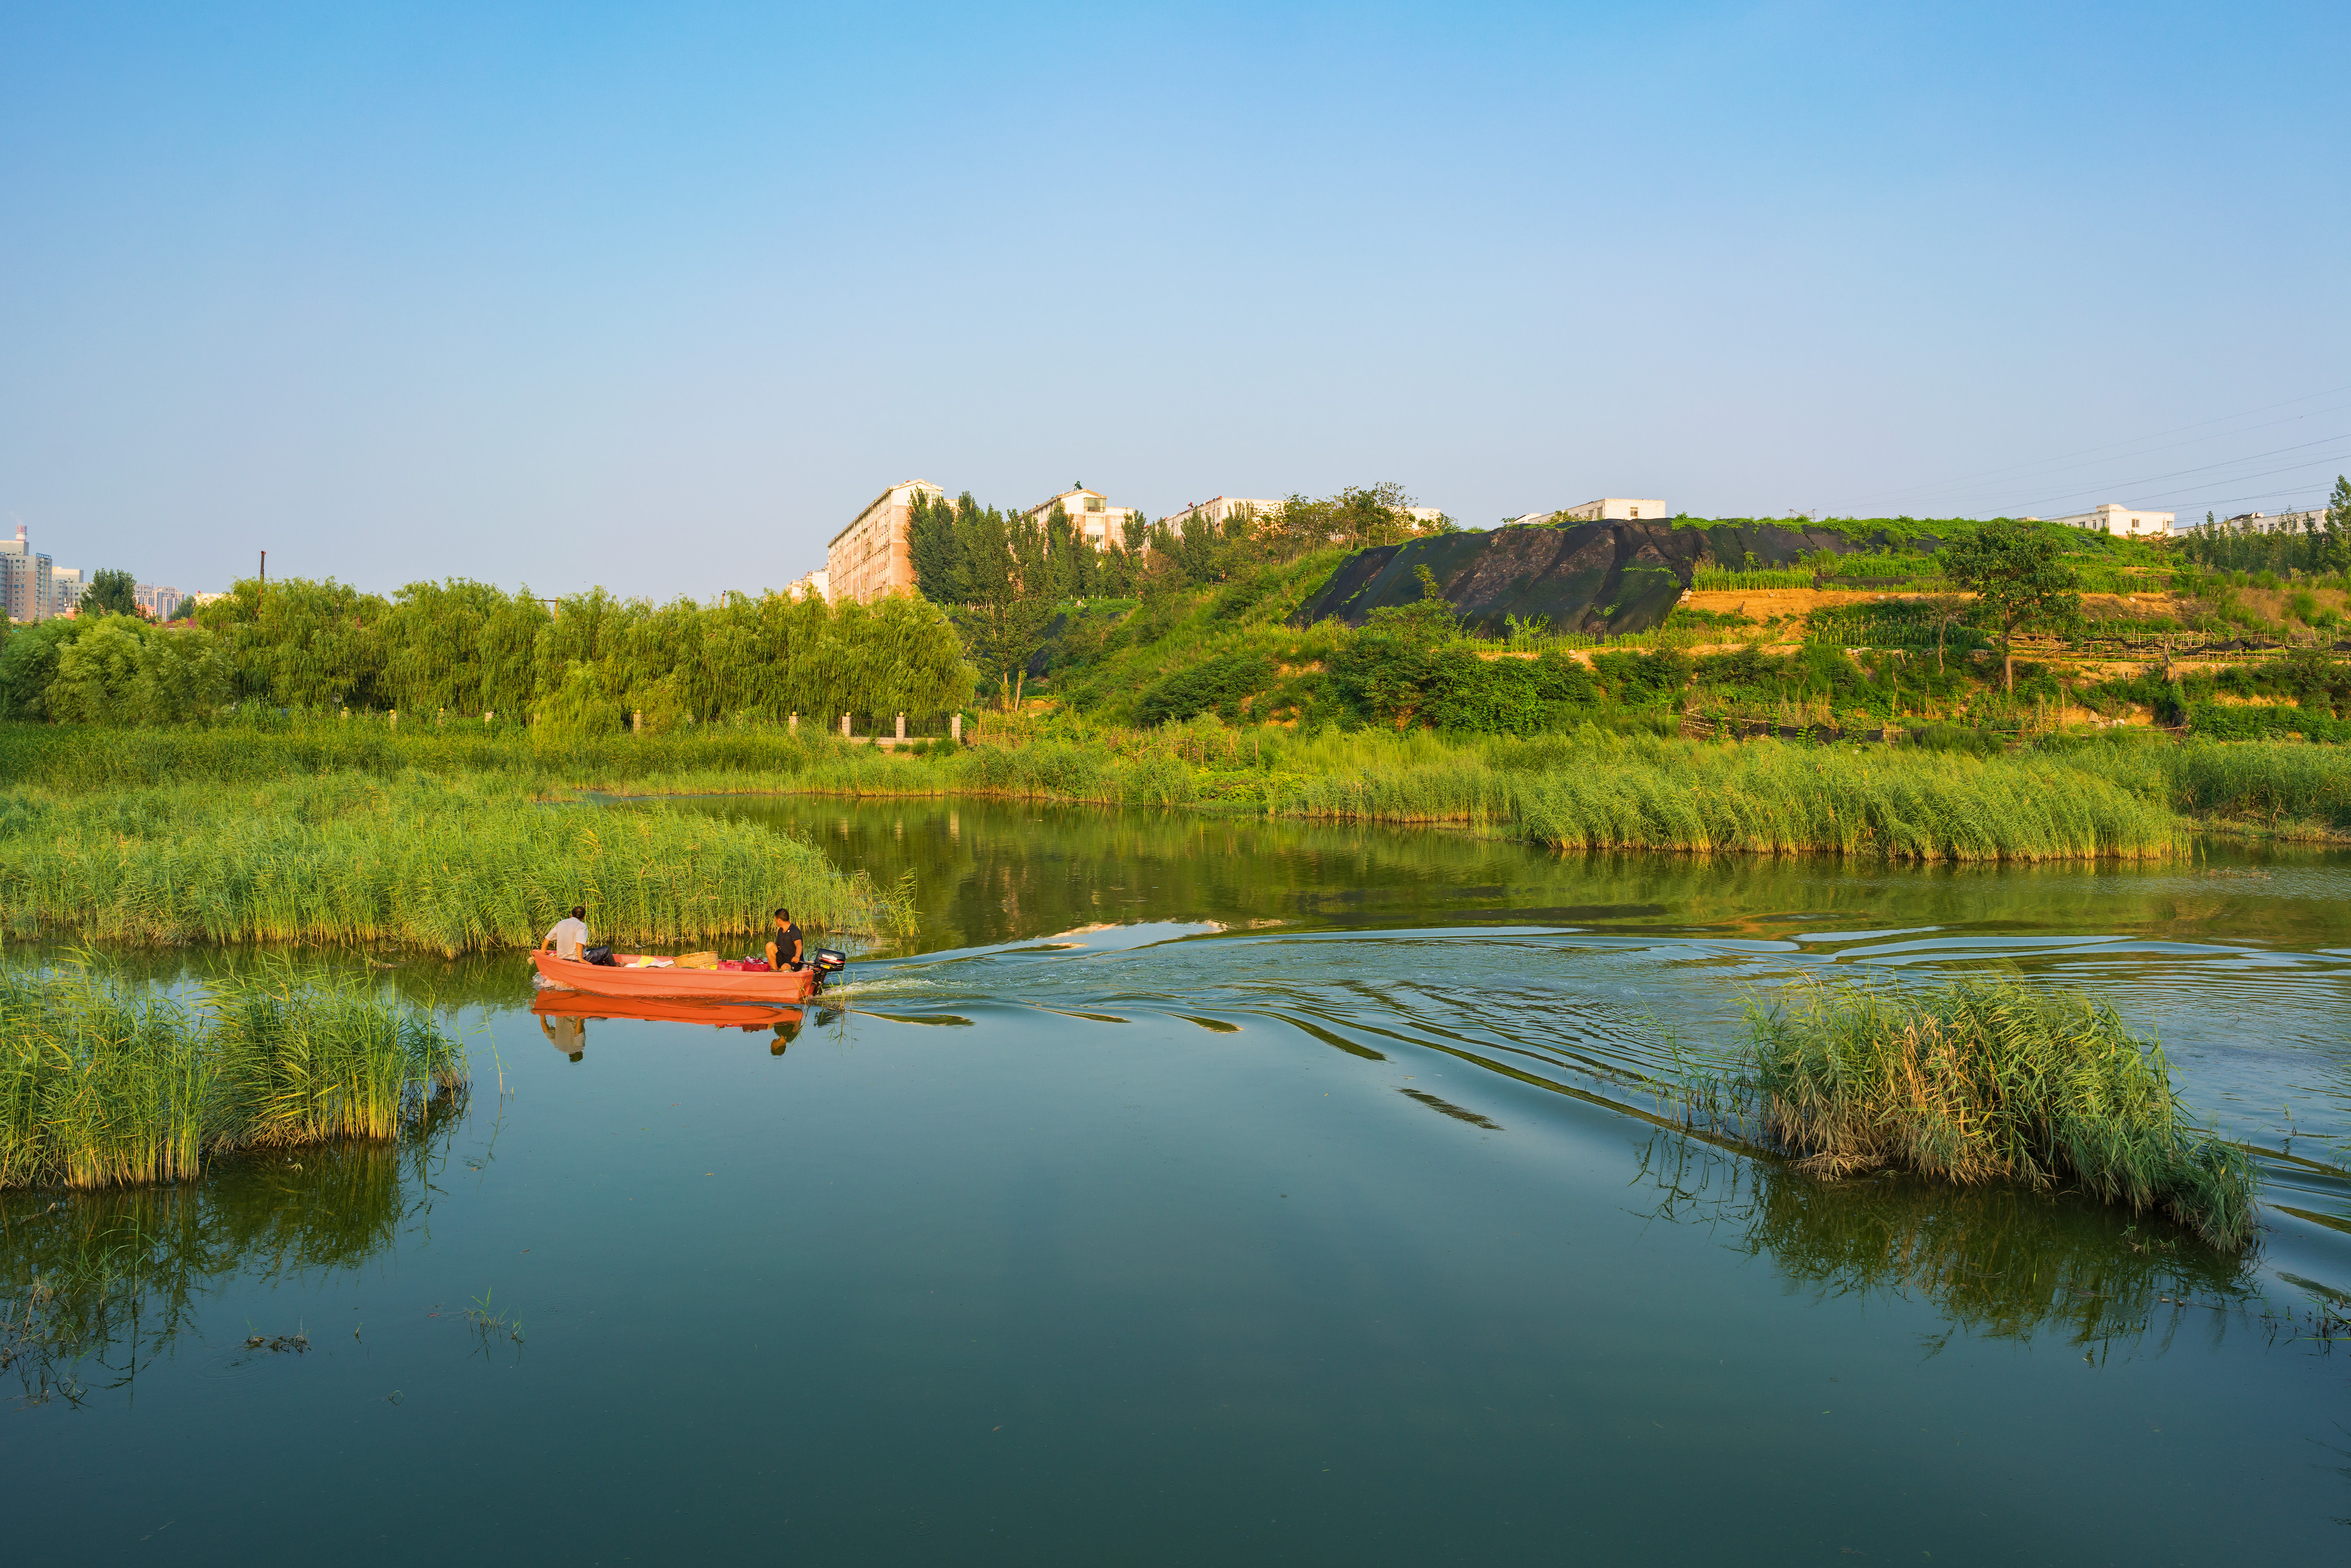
<box><xmin>828</xmin><ymin>480</ymin><xmax>946</xmax><ymax>603</ymax></box>
<box><xmin>135</xmin><ymin>584</ymin><xmax>185</xmax><ymax>621</ymax></box>
<box><xmin>52</xmin><ymin>565</ymin><xmax>85</xmax><ymax>615</ymax></box>
<box><xmin>787</xmin><ymin>568</ymin><xmax>830</xmax><ymax>602</ymax></box>
<box><xmin>0</xmin><ymin>525</ymin><xmax>55</xmax><ymax>622</ymax></box>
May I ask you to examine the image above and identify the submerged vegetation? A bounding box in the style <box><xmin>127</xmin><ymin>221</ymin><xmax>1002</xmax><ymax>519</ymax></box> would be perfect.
<box><xmin>1672</xmin><ymin>978</ymin><xmax>2258</xmax><ymax>1250</ymax></box>
<box><xmin>0</xmin><ymin>964</ymin><xmax>465</xmax><ymax>1191</ymax></box>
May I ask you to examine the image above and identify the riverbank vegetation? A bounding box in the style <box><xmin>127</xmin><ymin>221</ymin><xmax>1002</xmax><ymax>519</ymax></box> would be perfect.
<box><xmin>0</xmin><ymin>764</ymin><xmax>906</xmax><ymax>951</ymax></box>
<box><xmin>0</xmin><ymin>964</ymin><xmax>465</xmax><ymax>1191</ymax></box>
<box><xmin>1671</xmin><ymin>978</ymin><xmax>2259</xmax><ymax>1250</ymax></box>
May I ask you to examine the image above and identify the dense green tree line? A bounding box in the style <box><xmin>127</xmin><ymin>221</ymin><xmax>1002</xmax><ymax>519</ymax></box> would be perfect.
<box><xmin>0</xmin><ymin>579</ymin><xmax>973</xmax><ymax>731</ymax></box>
<box><xmin>0</xmin><ymin>616</ymin><xmax>234</xmax><ymax>723</ymax></box>
<box><xmin>2175</xmin><ymin>477</ymin><xmax>2351</xmax><ymax>577</ymax></box>
<box><xmin>909</xmin><ymin>484</ymin><xmax>1453</xmax><ymax>707</ymax></box>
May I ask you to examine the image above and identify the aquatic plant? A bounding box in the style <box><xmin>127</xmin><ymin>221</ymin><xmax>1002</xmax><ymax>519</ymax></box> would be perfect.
<box><xmin>0</xmin><ymin>773</ymin><xmax>908</xmax><ymax>951</ymax></box>
<box><xmin>0</xmin><ymin>964</ymin><xmax>466</xmax><ymax>1191</ymax></box>
<box><xmin>1689</xmin><ymin>977</ymin><xmax>2258</xmax><ymax>1249</ymax></box>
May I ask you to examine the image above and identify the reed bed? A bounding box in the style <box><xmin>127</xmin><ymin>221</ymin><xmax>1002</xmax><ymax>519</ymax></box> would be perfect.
<box><xmin>1511</xmin><ymin>741</ymin><xmax>2176</xmax><ymax>860</ymax></box>
<box><xmin>0</xmin><ymin>964</ymin><xmax>464</xmax><ymax>1191</ymax></box>
<box><xmin>1265</xmin><ymin>732</ymin><xmax>2177</xmax><ymax>859</ymax></box>
<box><xmin>1683</xmin><ymin>978</ymin><xmax>2256</xmax><ymax>1249</ymax></box>
<box><xmin>0</xmin><ymin>773</ymin><xmax>906</xmax><ymax>952</ymax></box>
<box><xmin>0</xmin><ymin>723</ymin><xmax>2333</xmax><ymax>886</ymax></box>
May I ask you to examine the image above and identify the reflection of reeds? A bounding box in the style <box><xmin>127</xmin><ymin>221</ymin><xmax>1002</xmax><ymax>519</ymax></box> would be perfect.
<box><xmin>0</xmin><ymin>963</ymin><xmax>467</xmax><ymax>1190</ymax></box>
<box><xmin>1633</xmin><ymin>1132</ymin><xmax>2250</xmax><ymax>1346</ymax></box>
<box><xmin>1674</xmin><ymin>978</ymin><xmax>2256</xmax><ymax>1249</ymax></box>
<box><xmin>0</xmin><ymin>1096</ymin><xmax>461</xmax><ymax>1403</ymax></box>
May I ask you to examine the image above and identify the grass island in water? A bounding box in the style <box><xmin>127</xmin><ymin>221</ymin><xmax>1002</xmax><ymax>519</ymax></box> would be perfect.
<box><xmin>1670</xmin><ymin>977</ymin><xmax>2259</xmax><ymax>1250</ymax></box>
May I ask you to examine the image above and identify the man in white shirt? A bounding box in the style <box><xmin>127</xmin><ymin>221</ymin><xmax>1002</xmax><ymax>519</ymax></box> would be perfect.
<box><xmin>540</xmin><ymin>905</ymin><xmax>591</xmax><ymax>960</ymax></box>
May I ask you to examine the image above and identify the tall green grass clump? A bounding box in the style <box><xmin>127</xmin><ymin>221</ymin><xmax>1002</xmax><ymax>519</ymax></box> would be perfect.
<box><xmin>1264</xmin><ymin>729</ymin><xmax>2177</xmax><ymax>859</ymax></box>
<box><xmin>0</xmin><ymin>964</ymin><xmax>464</xmax><ymax>1191</ymax></box>
<box><xmin>0</xmin><ymin>773</ymin><xmax>907</xmax><ymax>952</ymax></box>
<box><xmin>1512</xmin><ymin>738</ymin><xmax>2176</xmax><ymax>860</ymax></box>
<box><xmin>1729</xmin><ymin>978</ymin><xmax>2255</xmax><ymax>1249</ymax></box>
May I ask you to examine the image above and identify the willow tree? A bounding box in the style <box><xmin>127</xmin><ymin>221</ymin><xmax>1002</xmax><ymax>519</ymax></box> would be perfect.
<box><xmin>197</xmin><ymin>577</ymin><xmax>391</xmax><ymax>711</ymax></box>
<box><xmin>381</xmin><ymin>579</ymin><xmax>552</xmax><ymax>716</ymax></box>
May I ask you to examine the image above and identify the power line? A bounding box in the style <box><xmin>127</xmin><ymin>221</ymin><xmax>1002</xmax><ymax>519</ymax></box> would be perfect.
<box><xmin>1845</xmin><ymin>381</ymin><xmax>2351</xmax><ymax>510</ymax></box>
<box><xmin>2019</xmin><ymin>432</ymin><xmax>2351</xmax><ymax>513</ymax></box>
<box><xmin>1880</xmin><ymin>396</ymin><xmax>2351</xmax><ymax>512</ymax></box>
<box><xmin>2158</xmin><ymin>484</ymin><xmax>2338</xmax><ymax>515</ymax></box>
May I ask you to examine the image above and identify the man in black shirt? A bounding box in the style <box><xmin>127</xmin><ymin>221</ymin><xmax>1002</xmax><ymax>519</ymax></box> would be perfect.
<box><xmin>765</xmin><ymin>908</ymin><xmax>804</xmax><ymax>972</ymax></box>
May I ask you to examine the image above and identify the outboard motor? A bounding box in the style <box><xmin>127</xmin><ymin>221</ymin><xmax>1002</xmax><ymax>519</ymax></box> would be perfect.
<box><xmin>809</xmin><ymin>949</ymin><xmax>846</xmax><ymax>992</ymax></box>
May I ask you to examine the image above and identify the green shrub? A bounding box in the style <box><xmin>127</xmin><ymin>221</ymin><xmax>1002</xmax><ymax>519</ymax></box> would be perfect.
<box><xmin>1713</xmin><ymin>978</ymin><xmax>2255</xmax><ymax>1249</ymax></box>
<box><xmin>1136</xmin><ymin>654</ymin><xmax>1275</xmax><ymax>726</ymax></box>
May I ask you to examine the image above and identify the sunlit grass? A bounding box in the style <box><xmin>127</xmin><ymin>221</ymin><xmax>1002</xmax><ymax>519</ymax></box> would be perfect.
<box><xmin>0</xmin><ymin>963</ymin><xmax>467</xmax><ymax>1191</ymax></box>
<box><xmin>1675</xmin><ymin>977</ymin><xmax>2258</xmax><ymax>1250</ymax></box>
<box><xmin>0</xmin><ymin>772</ymin><xmax>907</xmax><ymax>952</ymax></box>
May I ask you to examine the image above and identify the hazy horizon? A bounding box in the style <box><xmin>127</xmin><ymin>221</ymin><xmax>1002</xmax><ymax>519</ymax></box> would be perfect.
<box><xmin>5</xmin><ymin>2</ymin><xmax>2346</xmax><ymax>600</ymax></box>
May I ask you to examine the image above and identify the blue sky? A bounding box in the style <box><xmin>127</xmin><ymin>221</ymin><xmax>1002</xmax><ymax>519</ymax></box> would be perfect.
<box><xmin>4</xmin><ymin>2</ymin><xmax>2346</xmax><ymax>599</ymax></box>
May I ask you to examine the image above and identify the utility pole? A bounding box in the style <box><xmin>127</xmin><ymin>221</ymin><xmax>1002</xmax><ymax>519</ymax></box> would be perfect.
<box><xmin>259</xmin><ymin>550</ymin><xmax>267</xmax><ymax>605</ymax></box>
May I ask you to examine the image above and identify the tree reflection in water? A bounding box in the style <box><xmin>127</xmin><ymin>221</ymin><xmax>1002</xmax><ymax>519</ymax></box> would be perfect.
<box><xmin>1633</xmin><ymin>1130</ymin><xmax>2256</xmax><ymax>1356</ymax></box>
<box><xmin>0</xmin><ymin>1085</ymin><xmax>467</xmax><ymax>1406</ymax></box>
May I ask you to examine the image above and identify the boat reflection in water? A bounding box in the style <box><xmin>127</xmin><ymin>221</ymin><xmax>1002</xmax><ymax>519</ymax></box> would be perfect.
<box><xmin>531</xmin><ymin>993</ymin><xmax>811</xmax><ymax>1057</ymax></box>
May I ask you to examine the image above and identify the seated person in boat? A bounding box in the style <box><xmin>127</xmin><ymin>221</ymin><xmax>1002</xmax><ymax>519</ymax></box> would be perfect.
<box><xmin>540</xmin><ymin>905</ymin><xmax>591</xmax><ymax>960</ymax></box>
<box><xmin>765</xmin><ymin>908</ymin><xmax>804</xmax><ymax>972</ymax></box>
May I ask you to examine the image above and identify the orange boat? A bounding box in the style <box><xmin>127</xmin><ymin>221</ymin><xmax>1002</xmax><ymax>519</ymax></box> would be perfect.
<box><xmin>531</xmin><ymin>950</ymin><xmax>830</xmax><ymax>1003</ymax></box>
<box><xmin>531</xmin><ymin>991</ymin><xmax>806</xmax><ymax>1030</ymax></box>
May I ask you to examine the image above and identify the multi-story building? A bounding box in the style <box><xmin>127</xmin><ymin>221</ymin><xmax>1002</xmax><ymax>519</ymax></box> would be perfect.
<box><xmin>136</xmin><ymin>584</ymin><xmax>185</xmax><ymax>621</ymax></box>
<box><xmin>2196</xmin><ymin>508</ymin><xmax>2330</xmax><ymax>535</ymax></box>
<box><xmin>0</xmin><ymin>525</ymin><xmax>55</xmax><ymax>623</ymax></box>
<box><xmin>52</xmin><ymin>566</ymin><xmax>85</xmax><ymax>616</ymax></box>
<box><xmin>1023</xmin><ymin>486</ymin><xmax>1139</xmax><ymax>551</ymax></box>
<box><xmin>1555</xmin><ymin>498</ymin><xmax>1669</xmax><ymax>522</ymax></box>
<box><xmin>786</xmin><ymin>568</ymin><xmax>830</xmax><ymax>602</ymax></box>
<box><xmin>826</xmin><ymin>480</ymin><xmax>945</xmax><ymax>604</ymax></box>
<box><xmin>2048</xmin><ymin>502</ymin><xmax>2174</xmax><ymax>537</ymax></box>
<box><xmin>1161</xmin><ymin>495</ymin><xmax>1280</xmax><ymax>534</ymax></box>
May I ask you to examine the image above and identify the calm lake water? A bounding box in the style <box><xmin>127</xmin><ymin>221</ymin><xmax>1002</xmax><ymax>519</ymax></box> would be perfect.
<box><xmin>8</xmin><ymin>800</ymin><xmax>2351</xmax><ymax>1564</ymax></box>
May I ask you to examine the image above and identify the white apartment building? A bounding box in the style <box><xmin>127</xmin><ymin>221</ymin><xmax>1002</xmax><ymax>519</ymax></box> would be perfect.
<box><xmin>2196</xmin><ymin>508</ymin><xmax>2330</xmax><ymax>535</ymax></box>
<box><xmin>136</xmin><ymin>584</ymin><xmax>185</xmax><ymax>621</ymax></box>
<box><xmin>1024</xmin><ymin>487</ymin><xmax>1138</xmax><ymax>551</ymax></box>
<box><xmin>2048</xmin><ymin>502</ymin><xmax>2174</xmax><ymax>537</ymax></box>
<box><xmin>1162</xmin><ymin>496</ymin><xmax>1280</xmax><ymax>532</ymax></box>
<box><xmin>786</xmin><ymin>568</ymin><xmax>830</xmax><ymax>602</ymax></box>
<box><xmin>52</xmin><ymin>566</ymin><xmax>85</xmax><ymax>615</ymax></box>
<box><xmin>827</xmin><ymin>479</ymin><xmax>945</xmax><ymax>604</ymax></box>
<box><xmin>1556</xmin><ymin>498</ymin><xmax>1669</xmax><ymax>522</ymax></box>
<box><xmin>0</xmin><ymin>525</ymin><xmax>55</xmax><ymax>622</ymax></box>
